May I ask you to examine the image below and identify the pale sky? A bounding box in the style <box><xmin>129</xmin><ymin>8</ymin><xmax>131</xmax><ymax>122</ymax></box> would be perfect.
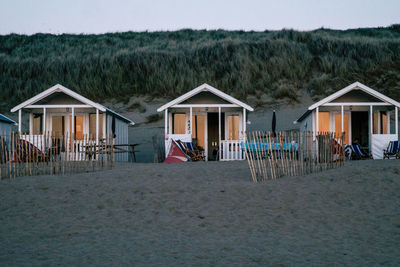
<box><xmin>0</xmin><ymin>0</ymin><xmax>399</xmax><ymax>34</ymax></box>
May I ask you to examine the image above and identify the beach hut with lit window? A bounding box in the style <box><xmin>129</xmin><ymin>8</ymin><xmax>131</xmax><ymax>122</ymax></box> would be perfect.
<box><xmin>157</xmin><ymin>83</ymin><xmax>254</xmax><ymax>161</ymax></box>
<box><xmin>295</xmin><ymin>82</ymin><xmax>399</xmax><ymax>159</ymax></box>
<box><xmin>11</xmin><ymin>84</ymin><xmax>134</xmax><ymax>161</ymax></box>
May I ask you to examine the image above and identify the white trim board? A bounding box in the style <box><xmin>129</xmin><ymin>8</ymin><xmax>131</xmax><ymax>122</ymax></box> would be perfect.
<box><xmin>157</xmin><ymin>83</ymin><xmax>254</xmax><ymax>112</ymax></box>
<box><xmin>322</xmin><ymin>102</ymin><xmax>391</xmax><ymax>107</ymax></box>
<box><xmin>10</xmin><ymin>84</ymin><xmax>134</xmax><ymax>125</ymax></box>
<box><xmin>11</xmin><ymin>84</ymin><xmax>106</xmax><ymax>112</ymax></box>
<box><xmin>308</xmin><ymin>81</ymin><xmax>400</xmax><ymax>110</ymax></box>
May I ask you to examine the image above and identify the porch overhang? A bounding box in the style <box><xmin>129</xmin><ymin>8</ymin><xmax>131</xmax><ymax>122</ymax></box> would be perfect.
<box><xmin>11</xmin><ymin>84</ymin><xmax>106</xmax><ymax>113</ymax></box>
<box><xmin>157</xmin><ymin>83</ymin><xmax>254</xmax><ymax>112</ymax></box>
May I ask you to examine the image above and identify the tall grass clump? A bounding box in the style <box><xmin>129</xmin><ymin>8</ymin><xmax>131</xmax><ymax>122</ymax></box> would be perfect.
<box><xmin>0</xmin><ymin>25</ymin><xmax>400</xmax><ymax>112</ymax></box>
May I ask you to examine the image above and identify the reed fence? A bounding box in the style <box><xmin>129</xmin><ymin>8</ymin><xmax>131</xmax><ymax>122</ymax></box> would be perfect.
<box><xmin>244</xmin><ymin>131</ymin><xmax>345</xmax><ymax>182</ymax></box>
<box><xmin>0</xmin><ymin>131</ymin><xmax>114</xmax><ymax>179</ymax></box>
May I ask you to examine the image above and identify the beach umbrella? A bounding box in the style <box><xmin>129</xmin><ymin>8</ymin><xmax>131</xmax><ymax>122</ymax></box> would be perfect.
<box><xmin>272</xmin><ymin>110</ymin><xmax>276</xmax><ymax>137</ymax></box>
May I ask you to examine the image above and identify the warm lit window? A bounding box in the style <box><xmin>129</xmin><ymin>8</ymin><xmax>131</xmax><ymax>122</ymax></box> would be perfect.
<box><xmin>32</xmin><ymin>114</ymin><xmax>42</xmax><ymax>134</ymax></box>
<box><xmin>69</xmin><ymin>115</ymin><xmax>84</xmax><ymax>140</ymax></box>
<box><xmin>318</xmin><ymin>112</ymin><xmax>330</xmax><ymax>133</ymax></box>
<box><xmin>52</xmin><ymin>116</ymin><xmax>64</xmax><ymax>137</ymax></box>
<box><xmin>373</xmin><ymin>112</ymin><xmax>388</xmax><ymax>134</ymax></box>
<box><xmin>227</xmin><ymin>115</ymin><xmax>239</xmax><ymax>140</ymax></box>
<box><xmin>192</xmin><ymin>115</ymin><xmax>205</xmax><ymax>149</ymax></box>
<box><xmin>381</xmin><ymin>112</ymin><xmax>388</xmax><ymax>134</ymax></box>
<box><xmin>89</xmin><ymin>113</ymin><xmax>104</xmax><ymax>139</ymax></box>
<box><xmin>334</xmin><ymin>113</ymin><xmax>349</xmax><ymax>144</ymax></box>
<box><xmin>173</xmin><ymin>113</ymin><xmax>186</xmax><ymax>134</ymax></box>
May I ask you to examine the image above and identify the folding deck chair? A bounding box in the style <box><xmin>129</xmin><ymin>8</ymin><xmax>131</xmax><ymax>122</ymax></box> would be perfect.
<box><xmin>176</xmin><ymin>140</ymin><xmax>204</xmax><ymax>161</ymax></box>
<box><xmin>348</xmin><ymin>144</ymin><xmax>371</xmax><ymax>160</ymax></box>
<box><xmin>383</xmin><ymin>140</ymin><xmax>400</xmax><ymax>159</ymax></box>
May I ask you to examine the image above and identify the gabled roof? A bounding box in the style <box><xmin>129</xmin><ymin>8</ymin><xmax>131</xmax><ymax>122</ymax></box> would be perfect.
<box><xmin>157</xmin><ymin>83</ymin><xmax>254</xmax><ymax>112</ymax></box>
<box><xmin>11</xmin><ymin>84</ymin><xmax>106</xmax><ymax>112</ymax></box>
<box><xmin>0</xmin><ymin>114</ymin><xmax>16</xmax><ymax>125</ymax></box>
<box><xmin>308</xmin><ymin>81</ymin><xmax>400</xmax><ymax>110</ymax></box>
<box><xmin>11</xmin><ymin>84</ymin><xmax>134</xmax><ymax>125</ymax></box>
<box><xmin>295</xmin><ymin>81</ymin><xmax>400</xmax><ymax>123</ymax></box>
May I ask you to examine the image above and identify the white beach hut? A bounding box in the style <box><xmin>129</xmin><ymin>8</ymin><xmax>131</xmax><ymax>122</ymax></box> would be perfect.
<box><xmin>157</xmin><ymin>83</ymin><xmax>254</xmax><ymax>161</ymax></box>
<box><xmin>295</xmin><ymin>82</ymin><xmax>400</xmax><ymax>159</ymax></box>
<box><xmin>11</xmin><ymin>84</ymin><xmax>135</xmax><ymax>161</ymax></box>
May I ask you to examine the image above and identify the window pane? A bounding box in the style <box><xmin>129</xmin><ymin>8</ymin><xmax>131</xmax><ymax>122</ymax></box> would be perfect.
<box><xmin>192</xmin><ymin>115</ymin><xmax>205</xmax><ymax>149</ymax></box>
<box><xmin>228</xmin><ymin>115</ymin><xmax>239</xmax><ymax>140</ymax></box>
<box><xmin>334</xmin><ymin>113</ymin><xmax>349</xmax><ymax>144</ymax></box>
<box><xmin>33</xmin><ymin>114</ymin><xmax>42</xmax><ymax>135</ymax></box>
<box><xmin>69</xmin><ymin>115</ymin><xmax>84</xmax><ymax>140</ymax></box>
<box><xmin>52</xmin><ymin>116</ymin><xmax>64</xmax><ymax>137</ymax></box>
<box><xmin>373</xmin><ymin>112</ymin><xmax>388</xmax><ymax>134</ymax></box>
<box><xmin>89</xmin><ymin>114</ymin><xmax>104</xmax><ymax>139</ymax></box>
<box><xmin>173</xmin><ymin>114</ymin><xmax>186</xmax><ymax>134</ymax></box>
<box><xmin>381</xmin><ymin>112</ymin><xmax>387</xmax><ymax>134</ymax></box>
<box><xmin>318</xmin><ymin>112</ymin><xmax>330</xmax><ymax>133</ymax></box>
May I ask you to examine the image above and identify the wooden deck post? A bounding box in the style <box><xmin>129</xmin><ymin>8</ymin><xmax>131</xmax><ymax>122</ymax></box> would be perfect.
<box><xmin>316</xmin><ymin>107</ymin><xmax>319</xmax><ymax>136</ymax></box>
<box><xmin>165</xmin><ymin>108</ymin><xmax>168</xmax><ymax>157</ymax></box>
<box><xmin>243</xmin><ymin>108</ymin><xmax>246</xmax><ymax>160</ymax></box>
<box><xmin>341</xmin><ymin>105</ymin><xmax>344</xmax><ymax>136</ymax></box>
<box><xmin>218</xmin><ymin>106</ymin><xmax>221</xmax><ymax>161</ymax></box>
<box><xmin>395</xmin><ymin>106</ymin><xmax>398</xmax><ymax>137</ymax></box>
<box><xmin>71</xmin><ymin>107</ymin><xmax>75</xmax><ymax>155</ymax></box>
<box><xmin>43</xmin><ymin>107</ymin><xmax>46</xmax><ymax>134</ymax></box>
<box><xmin>18</xmin><ymin>109</ymin><xmax>22</xmax><ymax>133</ymax></box>
<box><xmin>189</xmin><ymin>107</ymin><xmax>192</xmax><ymax>135</ymax></box>
<box><xmin>369</xmin><ymin>105</ymin><xmax>373</xmax><ymax>151</ymax></box>
<box><xmin>96</xmin><ymin>108</ymin><xmax>99</xmax><ymax>145</ymax></box>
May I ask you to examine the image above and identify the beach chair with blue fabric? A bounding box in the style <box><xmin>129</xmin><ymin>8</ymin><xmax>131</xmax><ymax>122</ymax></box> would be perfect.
<box><xmin>383</xmin><ymin>140</ymin><xmax>400</xmax><ymax>159</ymax></box>
<box><xmin>349</xmin><ymin>144</ymin><xmax>371</xmax><ymax>160</ymax></box>
<box><xmin>176</xmin><ymin>140</ymin><xmax>204</xmax><ymax>161</ymax></box>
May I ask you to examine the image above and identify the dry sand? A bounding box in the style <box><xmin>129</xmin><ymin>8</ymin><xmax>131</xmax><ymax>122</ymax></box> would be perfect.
<box><xmin>1</xmin><ymin>160</ymin><xmax>400</xmax><ymax>266</ymax></box>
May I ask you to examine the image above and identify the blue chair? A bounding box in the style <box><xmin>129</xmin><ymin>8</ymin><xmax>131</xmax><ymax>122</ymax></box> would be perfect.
<box><xmin>349</xmin><ymin>144</ymin><xmax>371</xmax><ymax>160</ymax></box>
<box><xmin>175</xmin><ymin>140</ymin><xmax>204</xmax><ymax>161</ymax></box>
<box><xmin>383</xmin><ymin>141</ymin><xmax>400</xmax><ymax>159</ymax></box>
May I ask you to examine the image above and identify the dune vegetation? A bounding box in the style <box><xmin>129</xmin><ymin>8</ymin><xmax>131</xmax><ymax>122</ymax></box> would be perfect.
<box><xmin>1</xmin><ymin>25</ymin><xmax>400</xmax><ymax>112</ymax></box>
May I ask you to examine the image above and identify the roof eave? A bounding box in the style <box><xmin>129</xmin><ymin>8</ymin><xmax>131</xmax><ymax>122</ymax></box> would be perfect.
<box><xmin>308</xmin><ymin>81</ymin><xmax>400</xmax><ymax>110</ymax></box>
<box><xmin>157</xmin><ymin>83</ymin><xmax>254</xmax><ymax>112</ymax></box>
<box><xmin>11</xmin><ymin>84</ymin><xmax>107</xmax><ymax>112</ymax></box>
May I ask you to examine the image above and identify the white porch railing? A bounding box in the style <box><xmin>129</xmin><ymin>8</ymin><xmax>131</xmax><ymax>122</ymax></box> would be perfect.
<box><xmin>220</xmin><ymin>140</ymin><xmax>245</xmax><ymax>161</ymax></box>
<box><xmin>20</xmin><ymin>134</ymin><xmax>103</xmax><ymax>161</ymax></box>
<box><xmin>20</xmin><ymin>134</ymin><xmax>48</xmax><ymax>152</ymax></box>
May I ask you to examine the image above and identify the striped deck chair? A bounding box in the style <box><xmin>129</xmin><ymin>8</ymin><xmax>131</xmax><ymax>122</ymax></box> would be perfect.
<box><xmin>176</xmin><ymin>140</ymin><xmax>204</xmax><ymax>161</ymax></box>
<box><xmin>383</xmin><ymin>141</ymin><xmax>400</xmax><ymax>159</ymax></box>
<box><xmin>349</xmin><ymin>144</ymin><xmax>371</xmax><ymax>160</ymax></box>
<box><xmin>344</xmin><ymin>145</ymin><xmax>352</xmax><ymax>160</ymax></box>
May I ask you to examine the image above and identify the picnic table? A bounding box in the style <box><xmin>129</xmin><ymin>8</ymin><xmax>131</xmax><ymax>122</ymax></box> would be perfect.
<box><xmin>85</xmin><ymin>143</ymin><xmax>139</xmax><ymax>162</ymax></box>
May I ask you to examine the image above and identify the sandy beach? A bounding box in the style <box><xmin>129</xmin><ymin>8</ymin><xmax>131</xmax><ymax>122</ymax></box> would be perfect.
<box><xmin>0</xmin><ymin>160</ymin><xmax>399</xmax><ymax>266</ymax></box>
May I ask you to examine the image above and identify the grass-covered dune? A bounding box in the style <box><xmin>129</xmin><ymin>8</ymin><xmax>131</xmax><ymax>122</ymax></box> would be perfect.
<box><xmin>1</xmin><ymin>25</ymin><xmax>400</xmax><ymax>112</ymax></box>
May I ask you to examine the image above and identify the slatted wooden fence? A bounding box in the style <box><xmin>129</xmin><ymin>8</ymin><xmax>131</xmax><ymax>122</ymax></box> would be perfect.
<box><xmin>0</xmin><ymin>131</ymin><xmax>114</xmax><ymax>179</ymax></box>
<box><xmin>243</xmin><ymin>131</ymin><xmax>345</xmax><ymax>182</ymax></box>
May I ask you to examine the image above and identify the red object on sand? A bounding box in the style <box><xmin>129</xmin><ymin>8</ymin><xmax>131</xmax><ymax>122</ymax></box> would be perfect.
<box><xmin>164</xmin><ymin>140</ymin><xmax>188</xmax><ymax>163</ymax></box>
